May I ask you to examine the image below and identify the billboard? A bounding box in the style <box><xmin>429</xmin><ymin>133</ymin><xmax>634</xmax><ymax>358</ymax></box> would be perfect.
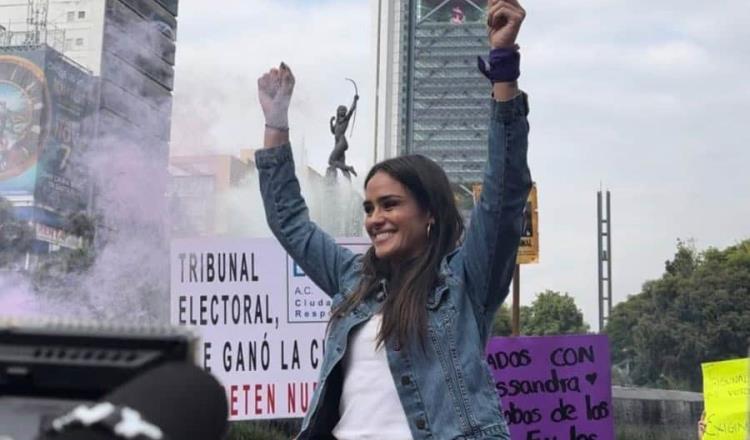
<box><xmin>0</xmin><ymin>50</ymin><xmax>50</xmax><ymax>195</ymax></box>
<box><xmin>0</xmin><ymin>47</ymin><xmax>95</xmax><ymax>215</ymax></box>
<box><xmin>170</xmin><ymin>237</ymin><xmax>370</xmax><ymax>421</ymax></box>
<box><xmin>34</xmin><ymin>222</ymin><xmax>83</xmax><ymax>249</ymax></box>
<box><xmin>35</xmin><ymin>48</ymin><xmax>96</xmax><ymax>214</ymax></box>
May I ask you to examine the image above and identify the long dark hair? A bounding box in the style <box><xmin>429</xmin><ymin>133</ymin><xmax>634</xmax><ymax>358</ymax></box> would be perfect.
<box><xmin>331</xmin><ymin>155</ymin><xmax>464</xmax><ymax>349</ymax></box>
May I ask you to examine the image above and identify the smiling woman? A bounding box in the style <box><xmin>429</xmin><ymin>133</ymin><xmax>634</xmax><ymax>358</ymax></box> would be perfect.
<box><xmin>363</xmin><ymin>169</ymin><xmax>435</xmax><ymax>261</ymax></box>
<box><xmin>348</xmin><ymin>154</ymin><xmax>464</xmax><ymax>350</ymax></box>
<box><xmin>253</xmin><ymin>1</ymin><xmax>532</xmax><ymax>438</ymax></box>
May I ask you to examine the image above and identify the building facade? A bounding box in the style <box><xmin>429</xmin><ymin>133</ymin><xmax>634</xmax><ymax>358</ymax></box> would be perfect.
<box><xmin>95</xmin><ymin>0</ymin><xmax>177</xmax><ymax>169</ymax></box>
<box><xmin>372</xmin><ymin>0</ymin><xmax>490</xmax><ymax>191</ymax></box>
<box><xmin>0</xmin><ymin>0</ymin><xmax>179</xmax><ymax>264</ymax></box>
<box><xmin>168</xmin><ymin>154</ymin><xmax>251</xmax><ymax>237</ymax></box>
<box><xmin>0</xmin><ymin>0</ymin><xmax>178</xmax><ymax>179</ymax></box>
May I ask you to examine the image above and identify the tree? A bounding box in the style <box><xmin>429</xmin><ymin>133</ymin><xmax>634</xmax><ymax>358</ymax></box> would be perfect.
<box><xmin>31</xmin><ymin>210</ymin><xmax>97</xmax><ymax>289</ymax></box>
<box><xmin>522</xmin><ymin>290</ymin><xmax>590</xmax><ymax>336</ymax></box>
<box><xmin>606</xmin><ymin>239</ymin><xmax>750</xmax><ymax>391</ymax></box>
<box><xmin>491</xmin><ymin>290</ymin><xmax>590</xmax><ymax>336</ymax></box>
<box><xmin>492</xmin><ymin>304</ymin><xmax>513</xmax><ymax>336</ymax></box>
<box><xmin>66</xmin><ymin>210</ymin><xmax>96</xmax><ymax>246</ymax></box>
<box><xmin>0</xmin><ymin>196</ymin><xmax>34</xmax><ymax>268</ymax></box>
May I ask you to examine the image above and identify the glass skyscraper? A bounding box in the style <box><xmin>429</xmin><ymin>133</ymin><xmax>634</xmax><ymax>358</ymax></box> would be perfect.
<box><xmin>374</xmin><ymin>0</ymin><xmax>490</xmax><ymax>191</ymax></box>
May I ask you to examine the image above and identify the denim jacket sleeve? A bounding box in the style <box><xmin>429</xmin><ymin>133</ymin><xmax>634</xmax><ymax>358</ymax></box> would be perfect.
<box><xmin>455</xmin><ymin>92</ymin><xmax>532</xmax><ymax>332</ymax></box>
<box><xmin>255</xmin><ymin>144</ymin><xmax>359</xmax><ymax>297</ymax></box>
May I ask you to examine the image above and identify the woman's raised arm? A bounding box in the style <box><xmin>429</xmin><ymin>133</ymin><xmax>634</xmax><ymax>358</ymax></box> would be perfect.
<box><xmin>256</xmin><ymin>63</ymin><xmax>359</xmax><ymax>297</ymax></box>
<box><xmin>457</xmin><ymin>0</ymin><xmax>532</xmax><ymax>338</ymax></box>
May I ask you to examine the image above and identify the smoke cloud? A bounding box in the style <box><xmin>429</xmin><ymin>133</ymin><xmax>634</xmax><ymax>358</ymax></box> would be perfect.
<box><xmin>1</xmin><ymin>16</ymin><xmax>175</xmax><ymax>323</ymax></box>
<box><xmin>2</xmin><ymin>0</ymin><xmax>373</xmax><ymax>323</ymax></box>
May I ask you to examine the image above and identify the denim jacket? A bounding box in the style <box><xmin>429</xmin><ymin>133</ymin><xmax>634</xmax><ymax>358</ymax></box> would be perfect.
<box><xmin>255</xmin><ymin>92</ymin><xmax>531</xmax><ymax>440</ymax></box>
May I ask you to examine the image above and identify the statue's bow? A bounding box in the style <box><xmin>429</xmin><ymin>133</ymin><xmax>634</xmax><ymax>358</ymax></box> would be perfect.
<box><xmin>345</xmin><ymin>77</ymin><xmax>358</xmax><ymax>138</ymax></box>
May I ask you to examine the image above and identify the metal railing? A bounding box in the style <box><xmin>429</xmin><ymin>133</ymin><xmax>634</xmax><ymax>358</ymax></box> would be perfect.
<box><xmin>0</xmin><ymin>22</ymin><xmax>65</xmax><ymax>53</ymax></box>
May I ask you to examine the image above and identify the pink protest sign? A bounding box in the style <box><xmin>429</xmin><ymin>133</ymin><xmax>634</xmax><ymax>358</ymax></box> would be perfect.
<box><xmin>485</xmin><ymin>334</ymin><xmax>615</xmax><ymax>440</ymax></box>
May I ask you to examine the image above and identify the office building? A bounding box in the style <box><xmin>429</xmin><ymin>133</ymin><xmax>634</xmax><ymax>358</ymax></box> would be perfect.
<box><xmin>372</xmin><ymin>0</ymin><xmax>490</xmax><ymax>190</ymax></box>
<box><xmin>1</xmin><ymin>0</ymin><xmax>179</xmax><ymax>262</ymax></box>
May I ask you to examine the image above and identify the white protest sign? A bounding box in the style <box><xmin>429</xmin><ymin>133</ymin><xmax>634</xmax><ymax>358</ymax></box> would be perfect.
<box><xmin>170</xmin><ymin>237</ymin><xmax>369</xmax><ymax>420</ymax></box>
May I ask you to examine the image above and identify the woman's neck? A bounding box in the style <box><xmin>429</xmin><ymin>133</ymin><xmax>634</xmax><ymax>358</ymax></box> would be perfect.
<box><xmin>387</xmin><ymin>256</ymin><xmax>418</xmax><ymax>287</ymax></box>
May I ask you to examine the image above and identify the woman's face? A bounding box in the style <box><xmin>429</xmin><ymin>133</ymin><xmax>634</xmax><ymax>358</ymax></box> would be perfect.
<box><xmin>364</xmin><ymin>171</ymin><xmax>433</xmax><ymax>263</ymax></box>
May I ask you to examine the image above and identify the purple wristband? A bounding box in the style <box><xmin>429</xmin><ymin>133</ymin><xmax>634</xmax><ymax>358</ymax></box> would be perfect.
<box><xmin>477</xmin><ymin>48</ymin><xmax>521</xmax><ymax>83</ymax></box>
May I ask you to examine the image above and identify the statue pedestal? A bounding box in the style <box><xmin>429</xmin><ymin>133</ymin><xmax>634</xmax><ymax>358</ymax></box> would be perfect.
<box><xmin>326</xmin><ymin>165</ymin><xmax>352</xmax><ymax>181</ymax></box>
<box><xmin>325</xmin><ymin>166</ymin><xmax>338</xmax><ymax>181</ymax></box>
<box><xmin>323</xmin><ymin>167</ymin><xmax>341</xmax><ymax>234</ymax></box>
<box><xmin>323</xmin><ymin>166</ymin><xmax>361</xmax><ymax>236</ymax></box>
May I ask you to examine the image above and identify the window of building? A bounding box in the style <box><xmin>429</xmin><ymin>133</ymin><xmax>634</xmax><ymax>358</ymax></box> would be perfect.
<box><xmin>76</xmin><ymin>38</ymin><xmax>84</xmax><ymax>46</ymax></box>
<box><xmin>67</xmin><ymin>11</ymin><xmax>75</xmax><ymax>22</ymax></box>
<box><xmin>78</xmin><ymin>11</ymin><xmax>86</xmax><ymax>19</ymax></box>
<box><xmin>417</xmin><ymin>0</ymin><xmax>486</xmax><ymax>23</ymax></box>
<box><xmin>65</xmin><ymin>38</ymin><xmax>74</xmax><ymax>50</ymax></box>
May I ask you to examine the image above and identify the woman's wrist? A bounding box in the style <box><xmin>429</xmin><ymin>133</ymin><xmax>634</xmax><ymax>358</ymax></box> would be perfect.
<box><xmin>477</xmin><ymin>47</ymin><xmax>521</xmax><ymax>101</ymax></box>
<box><xmin>493</xmin><ymin>81</ymin><xmax>520</xmax><ymax>102</ymax></box>
<box><xmin>264</xmin><ymin>126</ymin><xmax>289</xmax><ymax>148</ymax></box>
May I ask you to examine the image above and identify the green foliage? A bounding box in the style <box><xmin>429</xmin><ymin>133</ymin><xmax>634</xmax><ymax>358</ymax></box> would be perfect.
<box><xmin>29</xmin><ymin>210</ymin><xmax>98</xmax><ymax>289</ymax></box>
<box><xmin>606</xmin><ymin>239</ymin><xmax>750</xmax><ymax>391</ymax></box>
<box><xmin>491</xmin><ymin>291</ymin><xmax>589</xmax><ymax>336</ymax></box>
<box><xmin>0</xmin><ymin>196</ymin><xmax>97</xmax><ymax>292</ymax></box>
<box><xmin>492</xmin><ymin>304</ymin><xmax>513</xmax><ymax>336</ymax></box>
<box><xmin>31</xmin><ymin>246</ymin><xmax>96</xmax><ymax>289</ymax></box>
<box><xmin>0</xmin><ymin>196</ymin><xmax>96</xmax><ymax>273</ymax></box>
<box><xmin>521</xmin><ymin>290</ymin><xmax>590</xmax><ymax>336</ymax></box>
<box><xmin>66</xmin><ymin>210</ymin><xmax>96</xmax><ymax>245</ymax></box>
<box><xmin>225</xmin><ymin>421</ymin><xmax>297</xmax><ymax>440</ymax></box>
<box><xmin>0</xmin><ymin>196</ymin><xmax>34</xmax><ymax>268</ymax></box>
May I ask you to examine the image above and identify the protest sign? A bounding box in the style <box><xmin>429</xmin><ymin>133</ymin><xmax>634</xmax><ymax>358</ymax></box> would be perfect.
<box><xmin>701</xmin><ymin>357</ymin><xmax>749</xmax><ymax>440</ymax></box>
<box><xmin>472</xmin><ymin>183</ymin><xmax>539</xmax><ymax>264</ymax></box>
<box><xmin>170</xmin><ymin>237</ymin><xmax>369</xmax><ymax>421</ymax></box>
<box><xmin>517</xmin><ymin>183</ymin><xmax>539</xmax><ymax>264</ymax></box>
<box><xmin>485</xmin><ymin>334</ymin><xmax>614</xmax><ymax>440</ymax></box>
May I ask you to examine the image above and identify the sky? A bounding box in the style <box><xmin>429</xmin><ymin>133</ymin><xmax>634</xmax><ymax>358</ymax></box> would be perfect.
<box><xmin>169</xmin><ymin>0</ymin><xmax>750</xmax><ymax>327</ymax></box>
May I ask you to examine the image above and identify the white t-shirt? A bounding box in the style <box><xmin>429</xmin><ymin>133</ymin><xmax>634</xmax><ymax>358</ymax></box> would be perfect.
<box><xmin>332</xmin><ymin>314</ymin><xmax>413</xmax><ymax>440</ymax></box>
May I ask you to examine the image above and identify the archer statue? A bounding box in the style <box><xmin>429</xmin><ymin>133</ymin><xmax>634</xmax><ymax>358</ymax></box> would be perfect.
<box><xmin>327</xmin><ymin>79</ymin><xmax>359</xmax><ymax>180</ymax></box>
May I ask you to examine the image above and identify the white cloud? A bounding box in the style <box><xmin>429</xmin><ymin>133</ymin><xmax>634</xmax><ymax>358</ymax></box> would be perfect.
<box><xmin>171</xmin><ymin>0</ymin><xmax>374</xmax><ymax>177</ymax></box>
<box><xmin>644</xmin><ymin>41</ymin><xmax>706</xmax><ymax>71</ymax></box>
<box><xmin>502</xmin><ymin>0</ymin><xmax>750</xmax><ymax>324</ymax></box>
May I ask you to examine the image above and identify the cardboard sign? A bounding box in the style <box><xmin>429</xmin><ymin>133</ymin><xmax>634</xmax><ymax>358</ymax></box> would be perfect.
<box><xmin>701</xmin><ymin>357</ymin><xmax>749</xmax><ymax>440</ymax></box>
<box><xmin>473</xmin><ymin>182</ymin><xmax>539</xmax><ymax>264</ymax></box>
<box><xmin>517</xmin><ymin>183</ymin><xmax>539</xmax><ymax>264</ymax></box>
<box><xmin>485</xmin><ymin>334</ymin><xmax>614</xmax><ymax>440</ymax></box>
<box><xmin>170</xmin><ymin>237</ymin><xmax>368</xmax><ymax>421</ymax></box>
